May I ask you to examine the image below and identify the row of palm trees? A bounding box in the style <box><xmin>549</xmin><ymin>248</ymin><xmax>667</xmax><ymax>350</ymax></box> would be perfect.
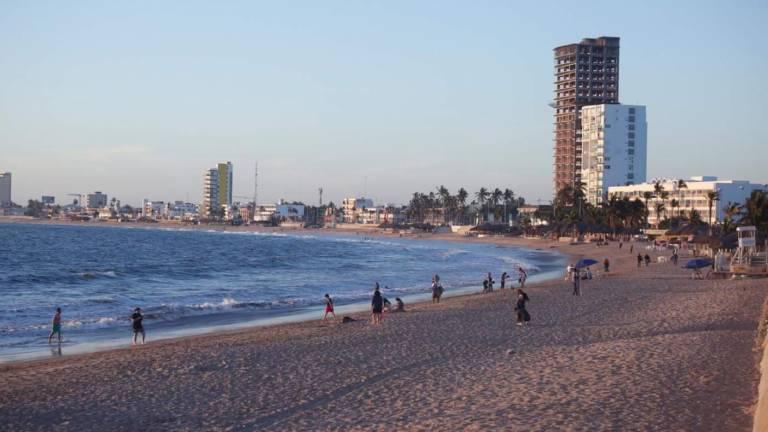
<box><xmin>407</xmin><ymin>186</ymin><xmax>524</xmax><ymax>225</ymax></box>
<box><xmin>550</xmin><ymin>181</ymin><xmax>768</xmax><ymax>237</ymax></box>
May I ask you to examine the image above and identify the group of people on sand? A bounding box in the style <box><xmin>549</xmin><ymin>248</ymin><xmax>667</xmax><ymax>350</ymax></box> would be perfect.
<box><xmin>47</xmin><ymin>306</ymin><xmax>147</xmax><ymax>346</ymax></box>
<box><xmin>322</xmin><ymin>282</ymin><xmax>406</xmax><ymax>325</ymax></box>
<box><xmin>483</xmin><ymin>267</ymin><xmax>527</xmax><ymax>294</ymax></box>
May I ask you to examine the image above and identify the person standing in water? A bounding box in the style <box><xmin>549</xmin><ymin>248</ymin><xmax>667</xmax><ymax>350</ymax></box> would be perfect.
<box><xmin>514</xmin><ymin>289</ymin><xmax>530</xmax><ymax>326</ymax></box>
<box><xmin>131</xmin><ymin>307</ymin><xmax>145</xmax><ymax>345</ymax></box>
<box><xmin>371</xmin><ymin>287</ymin><xmax>384</xmax><ymax>325</ymax></box>
<box><xmin>48</xmin><ymin>307</ymin><xmax>62</xmax><ymax>344</ymax></box>
<box><xmin>323</xmin><ymin>293</ymin><xmax>336</xmax><ymax>320</ymax></box>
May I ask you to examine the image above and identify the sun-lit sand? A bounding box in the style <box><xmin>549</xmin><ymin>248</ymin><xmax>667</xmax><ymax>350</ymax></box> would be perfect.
<box><xmin>1</xmin><ymin>233</ymin><xmax>766</xmax><ymax>431</ymax></box>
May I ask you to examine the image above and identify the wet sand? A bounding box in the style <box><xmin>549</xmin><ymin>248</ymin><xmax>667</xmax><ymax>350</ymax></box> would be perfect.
<box><xmin>0</xmin><ymin>235</ymin><xmax>766</xmax><ymax>431</ymax></box>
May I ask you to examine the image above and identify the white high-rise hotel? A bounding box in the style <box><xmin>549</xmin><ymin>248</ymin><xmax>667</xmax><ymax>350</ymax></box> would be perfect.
<box><xmin>580</xmin><ymin>104</ymin><xmax>647</xmax><ymax>205</ymax></box>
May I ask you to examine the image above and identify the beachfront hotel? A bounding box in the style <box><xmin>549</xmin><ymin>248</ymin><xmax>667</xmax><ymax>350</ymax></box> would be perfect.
<box><xmin>581</xmin><ymin>104</ymin><xmax>647</xmax><ymax>205</ymax></box>
<box><xmin>553</xmin><ymin>36</ymin><xmax>620</xmax><ymax>194</ymax></box>
<box><xmin>608</xmin><ymin>176</ymin><xmax>767</xmax><ymax>226</ymax></box>
<box><xmin>0</xmin><ymin>172</ymin><xmax>11</xmax><ymax>207</ymax></box>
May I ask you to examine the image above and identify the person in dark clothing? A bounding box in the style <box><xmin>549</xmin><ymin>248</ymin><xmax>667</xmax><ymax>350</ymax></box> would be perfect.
<box><xmin>131</xmin><ymin>307</ymin><xmax>145</xmax><ymax>345</ymax></box>
<box><xmin>371</xmin><ymin>288</ymin><xmax>383</xmax><ymax>325</ymax></box>
<box><xmin>644</xmin><ymin>254</ymin><xmax>651</xmax><ymax>266</ymax></box>
<box><xmin>514</xmin><ymin>289</ymin><xmax>530</xmax><ymax>326</ymax></box>
<box><xmin>604</xmin><ymin>258</ymin><xmax>610</xmax><ymax>272</ymax></box>
<box><xmin>487</xmin><ymin>273</ymin><xmax>494</xmax><ymax>291</ymax></box>
<box><xmin>572</xmin><ymin>269</ymin><xmax>581</xmax><ymax>296</ymax></box>
<box><xmin>500</xmin><ymin>272</ymin><xmax>508</xmax><ymax>289</ymax></box>
<box><xmin>637</xmin><ymin>254</ymin><xmax>643</xmax><ymax>268</ymax></box>
<box><xmin>482</xmin><ymin>279</ymin><xmax>489</xmax><ymax>294</ymax></box>
<box><xmin>393</xmin><ymin>298</ymin><xmax>405</xmax><ymax>312</ymax></box>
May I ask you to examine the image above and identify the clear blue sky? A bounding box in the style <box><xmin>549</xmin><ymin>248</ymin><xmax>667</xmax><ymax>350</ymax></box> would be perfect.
<box><xmin>1</xmin><ymin>0</ymin><xmax>766</xmax><ymax>207</ymax></box>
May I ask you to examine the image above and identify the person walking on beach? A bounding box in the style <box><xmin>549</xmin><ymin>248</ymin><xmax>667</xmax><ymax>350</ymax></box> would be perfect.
<box><xmin>487</xmin><ymin>273</ymin><xmax>494</xmax><ymax>292</ymax></box>
<box><xmin>131</xmin><ymin>307</ymin><xmax>145</xmax><ymax>345</ymax></box>
<box><xmin>482</xmin><ymin>279</ymin><xmax>489</xmax><ymax>294</ymax></box>
<box><xmin>571</xmin><ymin>268</ymin><xmax>581</xmax><ymax>296</ymax></box>
<box><xmin>323</xmin><ymin>294</ymin><xmax>336</xmax><ymax>320</ymax></box>
<box><xmin>630</xmin><ymin>244</ymin><xmax>634</xmax><ymax>254</ymax></box>
<box><xmin>514</xmin><ymin>289</ymin><xmax>530</xmax><ymax>326</ymax></box>
<box><xmin>518</xmin><ymin>267</ymin><xmax>527</xmax><ymax>288</ymax></box>
<box><xmin>603</xmin><ymin>258</ymin><xmax>610</xmax><ymax>273</ymax></box>
<box><xmin>619</xmin><ymin>241</ymin><xmax>623</xmax><ymax>249</ymax></box>
<box><xmin>371</xmin><ymin>287</ymin><xmax>384</xmax><ymax>325</ymax></box>
<box><xmin>644</xmin><ymin>254</ymin><xmax>651</xmax><ymax>267</ymax></box>
<box><xmin>637</xmin><ymin>253</ymin><xmax>643</xmax><ymax>268</ymax></box>
<box><xmin>500</xmin><ymin>272</ymin><xmax>508</xmax><ymax>289</ymax></box>
<box><xmin>48</xmin><ymin>307</ymin><xmax>62</xmax><ymax>344</ymax></box>
<box><xmin>432</xmin><ymin>280</ymin><xmax>444</xmax><ymax>303</ymax></box>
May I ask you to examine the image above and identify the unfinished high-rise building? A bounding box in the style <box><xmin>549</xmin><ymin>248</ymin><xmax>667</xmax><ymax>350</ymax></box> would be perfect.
<box><xmin>553</xmin><ymin>36</ymin><xmax>620</xmax><ymax>195</ymax></box>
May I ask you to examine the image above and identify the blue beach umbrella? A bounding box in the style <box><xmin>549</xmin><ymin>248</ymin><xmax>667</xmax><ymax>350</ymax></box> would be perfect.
<box><xmin>683</xmin><ymin>259</ymin><xmax>712</xmax><ymax>269</ymax></box>
<box><xmin>575</xmin><ymin>258</ymin><xmax>598</xmax><ymax>269</ymax></box>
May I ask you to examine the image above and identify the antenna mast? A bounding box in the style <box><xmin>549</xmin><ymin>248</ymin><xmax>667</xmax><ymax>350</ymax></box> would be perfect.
<box><xmin>253</xmin><ymin>162</ymin><xmax>258</xmax><ymax>211</ymax></box>
<box><xmin>319</xmin><ymin>187</ymin><xmax>323</xmax><ymax>206</ymax></box>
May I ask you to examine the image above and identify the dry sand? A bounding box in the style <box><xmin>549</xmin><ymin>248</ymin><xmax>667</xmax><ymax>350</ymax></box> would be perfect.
<box><xmin>1</xmin><ymin>235</ymin><xmax>767</xmax><ymax>431</ymax></box>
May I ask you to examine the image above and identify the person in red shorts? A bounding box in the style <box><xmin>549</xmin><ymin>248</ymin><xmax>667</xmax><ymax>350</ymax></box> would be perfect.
<box><xmin>323</xmin><ymin>293</ymin><xmax>336</xmax><ymax>321</ymax></box>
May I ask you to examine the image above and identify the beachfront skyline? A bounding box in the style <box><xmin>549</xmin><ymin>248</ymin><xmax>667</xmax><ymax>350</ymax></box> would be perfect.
<box><xmin>1</xmin><ymin>1</ymin><xmax>766</xmax><ymax>206</ymax></box>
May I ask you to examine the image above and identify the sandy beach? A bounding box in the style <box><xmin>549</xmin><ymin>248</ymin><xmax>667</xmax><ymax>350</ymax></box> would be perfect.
<box><xmin>1</xmin><ymin>233</ymin><xmax>767</xmax><ymax>431</ymax></box>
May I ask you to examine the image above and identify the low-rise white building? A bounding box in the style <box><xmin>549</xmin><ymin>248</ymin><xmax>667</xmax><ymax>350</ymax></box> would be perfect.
<box><xmin>608</xmin><ymin>176</ymin><xmax>767</xmax><ymax>226</ymax></box>
<box><xmin>581</xmin><ymin>104</ymin><xmax>647</xmax><ymax>205</ymax></box>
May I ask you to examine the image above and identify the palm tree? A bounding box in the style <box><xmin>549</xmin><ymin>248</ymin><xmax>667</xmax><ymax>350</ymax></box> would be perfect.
<box><xmin>457</xmin><ymin>188</ymin><xmax>468</xmax><ymax>224</ymax></box>
<box><xmin>669</xmin><ymin>199</ymin><xmax>680</xmax><ymax>228</ymax></box>
<box><xmin>491</xmin><ymin>188</ymin><xmax>503</xmax><ymax>222</ymax></box>
<box><xmin>741</xmin><ymin>190</ymin><xmax>768</xmax><ymax>235</ymax></box>
<box><xmin>642</xmin><ymin>191</ymin><xmax>654</xmax><ymax>228</ymax></box>
<box><xmin>660</xmin><ymin>191</ymin><xmax>669</xmax><ymax>220</ymax></box>
<box><xmin>654</xmin><ymin>202</ymin><xmax>665</xmax><ymax>228</ymax></box>
<box><xmin>437</xmin><ymin>185</ymin><xmax>450</xmax><ymax>224</ymax></box>
<box><xmin>706</xmin><ymin>190</ymin><xmax>720</xmax><ymax>235</ymax></box>
<box><xmin>503</xmin><ymin>188</ymin><xmax>514</xmax><ymax>223</ymax></box>
<box><xmin>722</xmin><ymin>202</ymin><xmax>741</xmax><ymax>233</ymax></box>
<box><xmin>475</xmin><ymin>188</ymin><xmax>489</xmax><ymax>224</ymax></box>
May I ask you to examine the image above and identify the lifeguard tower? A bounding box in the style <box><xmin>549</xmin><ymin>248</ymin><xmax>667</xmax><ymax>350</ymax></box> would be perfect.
<box><xmin>730</xmin><ymin>226</ymin><xmax>767</xmax><ymax>275</ymax></box>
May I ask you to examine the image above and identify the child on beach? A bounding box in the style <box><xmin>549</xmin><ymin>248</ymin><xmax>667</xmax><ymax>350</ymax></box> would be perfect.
<box><xmin>323</xmin><ymin>294</ymin><xmax>336</xmax><ymax>320</ymax></box>
<box><xmin>393</xmin><ymin>298</ymin><xmax>405</xmax><ymax>312</ymax></box>
<box><xmin>131</xmin><ymin>307</ymin><xmax>145</xmax><ymax>345</ymax></box>
<box><xmin>48</xmin><ymin>307</ymin><xmax>62</xmax><ymax>344</ymax></box>
<box><xmin>371</xmin><ymin>287</ymin><xmax>384</xmax><ymax>325</ymax></box>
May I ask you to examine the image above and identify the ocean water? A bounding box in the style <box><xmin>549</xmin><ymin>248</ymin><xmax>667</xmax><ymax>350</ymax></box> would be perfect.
<box><xmin>0</xmin><ymin>223</ymin><xmax>565</xmax><ymax>361</ymax></box>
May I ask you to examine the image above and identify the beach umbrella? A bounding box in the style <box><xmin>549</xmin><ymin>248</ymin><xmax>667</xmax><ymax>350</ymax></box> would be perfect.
<box><xmin>575</xmin><ymin>258</ymin><xmax>598</xmax><ymax>269</ymax></box>
<box><xmin>683</xmin><ymin>258</ymin><xmax>712</xmax><ymax>269</ymax></box>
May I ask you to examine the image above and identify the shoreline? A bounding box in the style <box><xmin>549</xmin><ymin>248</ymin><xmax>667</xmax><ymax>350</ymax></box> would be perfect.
<box><xmin>0</xmin><ymin>219</ymin><xmax>575</xmax><ymax>365</ymax></box>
